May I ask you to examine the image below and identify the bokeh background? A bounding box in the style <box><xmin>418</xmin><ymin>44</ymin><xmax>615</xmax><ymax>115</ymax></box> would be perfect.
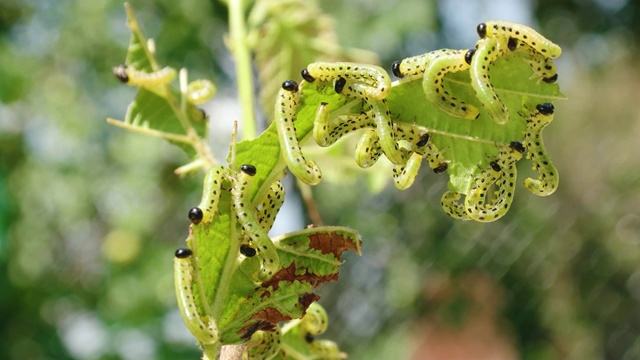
<box><xmin>1</xmin><ymin>0</ymin><xmax>639</xmax><ymax>359</ymax></box>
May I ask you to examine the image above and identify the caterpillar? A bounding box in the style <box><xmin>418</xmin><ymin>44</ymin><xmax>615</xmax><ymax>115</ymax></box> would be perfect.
<box><xmin>471</xmin><ymin>21</ymin><xmax>561</xmax><ymax>124</ymax></box>
<box><xmin>246</xmin><ymin>328</ymin><xmax>282</xmax><ymax>360</ymax></box>
<box><xmin>464</xmin><ymin>141</ymin><xmax>524</xmax><ymax>222</ymax></box>
<box><xmin>275</xmin><ymin>80</ymin><xmax>323</xmax><ymax>185</ymax></box>
<box><xmin>522</xmin><ymin>103</ymin><xmax>558</xmax><ymax>195</ymax></box>
<box><xmin>186</xmin><ymin>79</ymin><xmax>216</xmax><ymax>105</ymax></box>
<box><xmin>113</xmin><ymin>64</ymin><xmax>176</xmax><ymax>87</ymax></box>
<box><xmin>173</xmin><ymin>247</ymin><xmax>219</xmax><ymax>345</ymax></box>
<box><xmin>301</xmin><ymin>302</ymin><xmax>329</xmax><ymax>336</ymax></box>
<box><xmin>231</xmin><ymin>164</ymin><xmax>279</xmax><ymax>281</ymax></box>
<box><xmin>313</xmin><ymin>102</ymin><xmax>376</xmax><ymax>148</ymax></box>
<box><xmin>392</xmin><ymin>49</ymin><xmax>480</xmax><ymax>120</ymax></box>
<box><xmin>302</xmin><ymin>62</ymin><xmax>391</xmax><ymax>100</ymax></box>
<box><xmin>187</xmin><ymin>164</ymin><xmax>279</xmax><ymax>281</ymax></box>
<box><xmin>440</xmin><ymin>191</ymin><xmax>471</xmax><ymax>220</ymax></box>
<box><xmin>477</xmin><ymin>21</ymin><xmax>562</xmax><ymax>59</ymax></box>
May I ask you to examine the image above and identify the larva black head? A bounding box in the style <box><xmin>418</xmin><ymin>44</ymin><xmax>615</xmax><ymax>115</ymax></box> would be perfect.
<box><xmin>113</xmin><ymin>65</ymin><xmax>129</xmax><ymax>83</ymax></box>
<box><xmin>510</xmin><ymin>141</ymin><xmax>525</xmax><ymax>153</ymax></box>
<box><xmin>464</xmin><ymin>49</ymin><xmax>476</xmax><ymax>65</ymax></box>
<box><xmin>334</xmin><ymin>77</ymin><xmax>346</xmax><ymax>94</ymax></box>
<box><xmin>543</xmin><ymin>73</ymin><xmax>558</xmax><ymax>84</ymax></box>
<box><xmin>477</xmin><ymin>23</ymin><xmax>487</xmax><ymax>38</ymax></box>
<box><xmin>240</xmin><ymin>164</ymin><xmax>257</xmax><ymax>176</ymax></box>
<box><xmin>507</xmin><ymin>37</ymin><xmax>518</xmax><ymax>51</ymax></box>
<box><xmin>175</xmin><ymin>247</ymin><xmax>193</xmax><ymax>259</ymax></box>
<box><xmin>536</xmin><ymin>103</ymin><xmax>555</xmax><ymax>116</ymax></box>
<box><xmin>433</xmin><ymin>163</ymin><xmax>448</xmax><ymax>174</ymax></box>
<box><xmin>304</xmin><ymin>333</ymin><xmax>315</xmax><ymax>344</ymax></box>
<box><xmin>490</xmin><ymin>161</ymin><xmax>502</xmax><ymax>172</ymax></box>
<box><xmin>282</xmin><ymin>80</ymin><xmax>299</xmax><ymax>92</ymax></box>
<box><xmin>391</xmin><ymin>60</ymin><xmax>403</xmax><ymax>78</ymax></box>
<box><xmin>416</xmin><ymin>133</ymin><xmax>430</xmax><ymax>147</ymax></box>
<box><xmin>188</xmin><ymin>207</ymin><xmax>204</xmax><ymax>224</ymax></box>
<box><xmin>240</xmin><ymin>244</ymin><xmax>257</xmax><ymax>257</ymax></box>
<box><xmin>301</xmin><ymin>68</ymin><xmax>315</xmax><ymax>82</ymax></box>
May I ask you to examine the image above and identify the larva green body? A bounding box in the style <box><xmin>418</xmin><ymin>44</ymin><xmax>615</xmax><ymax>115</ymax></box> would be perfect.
<box><xmin>440</xmin><ymin>192</ymin><xmax>471</xmax><ymax>220</ymax></box>
<box><xmin>246</xmin><ymin>328</ymin><xmax>282</xmax><ymax>360</ymax></box>
<box><xmin>313</xmin><ymin>103</ymin><xmax>375</xmax><ymax>147</ymax></box>
<box><xmin>478</xmin><ymin>21</ymin><xmax>562</xmax><ymax>59</ymax></box>
<box><xmin>464</xmin><ymin>142</ymin><xmax>523</xmax><ymax>222</ymax></box>
<box><xmin>392</xmin><ymin>152</ymin><xmax>423</xmax><ymax>190</ymax></box>
<box><xmin>304</xmin><ymin>62</ymin><xmax>391</xmax><ymax>100</ymax></box>
<box><xmin>173</xmin><ymin>248</ymin><xmax>219</xmax><ymax>345</ymax></box>
<box><xmin>393</xmin><ymin>49</ymin><xmax>480</xmax><ymax>120</ymax></box>
<box><xmin>470</xmin><ymin>36</ymin><xmax>510</xmax><ymax>124</ymax></box>
<box><xmin>113</xmin><ymin>65</ymin><xmax>177</xmax><ymax>87</ymax></box>
<box><xmin>196</xmin><ymin>166</ymin><xmax>227</xmax><ymax>224</ymax></box>
<box><xmin>354</xmin><ymin>130</ymin><xmax>382</xmax><ymax>168</ymax></box>
<box><xmin>231</xmin><ymin>166</ymin><xmax>279</xmax><ymax>281</ymax></box>
<box><xmin>523</xmin><ymin>103</ymin><xmax>558</xmax><ymax>195</ymax></box>
<box><xmin>186</xmin><ymin>79</ymin><xmax>216</xmax><ymax>104</ymax></box>
<box><xmin>274</xmin><ymin>81</ymin><xmax>322</xmax><ymax>185</ymax></box>
<box><xmin>301</xmin><ymin>302</ymin><xmax>329</xmax><ymax>336</ymax></box>
<box><xmin>256</xmin><ymin>180</ymin><xmax>285</xmax><ymax>233</ymax></box>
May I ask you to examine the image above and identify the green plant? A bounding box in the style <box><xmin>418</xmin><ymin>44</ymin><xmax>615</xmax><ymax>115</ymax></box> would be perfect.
<box><xmin>108</xmin><ymin>1</ymin><xmax>564</xmax><ymax>359</ymax></box>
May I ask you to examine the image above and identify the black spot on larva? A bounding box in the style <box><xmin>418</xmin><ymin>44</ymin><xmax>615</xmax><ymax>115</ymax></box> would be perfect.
<box><xmin>510</xmin><ymin>141</ymin><xmax>525</xmax><ymax>153</ymax></box>
<box><xmin>175</xmin><ymin>247</ymin><xmax>193</xmax><ymax>259</ymax></box>
<box><xmin>240</xmin><ymin>244</ymin><xmax>257</xmax><ymax>257</ymax></box>
<box><xmin>543</xmin><ymin>73</ymin><xmax>558</xmax><ymax>83</ymax></box>
<box><xmin>282</xmin><ymin>80</ymin><xmax>299</xmax><ymax>94</ymax></box>
<box><xmin>477</xmin><ymin>23</ymin><xmax>487</xmax><ymax>38</ymax></box>
<box><xmin>433</xmin><ymin>163</ymin><xmax>448</xmax><ymax>174</ymax></box>
<box><xmin>490</xmin><ymin>161</ymin><xmax>501</xmax><ymax>172</ymax></box>
<box><xmin>240</xmin><ymin>164</ymin><xmax>257</xmax><ymax>176</ymax></box>
<box><xmin>464</xmin><ymin>49</ymin><xmax>476</xmax><ymax>65</ymax></box>
<box><xmin>334</xmin><ymin>77</ymin><xmax>346</xmax><ymax>94</ymax></box>
<box><xmin>301</xmin><ymin>68</ymin><xmax>315</xmax><ymax>82</ymax></box>
<box><xmin>536</xmin><ymin>103</ymin><xmax>555</xmax><ymax>116</ymax></box>
<box><xmin>507</xmin><ymin>37</ymin><xmax>518</xmax><ymax>51</ymax></box>
<box><xmin>113</xmin><ymin>65</ymin><xmax>129</xmax><ymax>83</ymax></box>
<box><xmin>188</xmin><ymin>207</ymin><xmax>204</xmax><ymax>224</ymax></box>
<box><xmin>391</xmin><ymin>60</ymin><xmax>403</xmax><ymax>78</ymax></box>
<box><xmin>416</xmin><ymin>133</ymin><xmax>430</xmax><ymax>147</ymax></box>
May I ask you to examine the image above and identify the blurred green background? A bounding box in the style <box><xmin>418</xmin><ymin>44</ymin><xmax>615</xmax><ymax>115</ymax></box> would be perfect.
<box><xmin>1</xmin><ymin>0</ymin><xmax>639</xmax><ymax>359</ymax></box>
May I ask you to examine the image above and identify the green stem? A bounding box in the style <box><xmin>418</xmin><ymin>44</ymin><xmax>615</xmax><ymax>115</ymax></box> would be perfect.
<box><xmin>228</xmin><ymin>0</ymin><xmax>257</xmax><ymax>140</ymax></box>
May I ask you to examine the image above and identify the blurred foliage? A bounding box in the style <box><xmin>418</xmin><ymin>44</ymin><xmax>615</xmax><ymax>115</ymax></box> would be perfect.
<box><xmin>1</xmin><ymin>0</ymin><xmax>640</xmax><ymax>359</ymax></box>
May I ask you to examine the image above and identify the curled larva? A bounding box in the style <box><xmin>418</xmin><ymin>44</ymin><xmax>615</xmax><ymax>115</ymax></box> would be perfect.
<box><xmin>440</xmin><ymin>191</ymin><xmax>471</xmax><ymax>220</ymax></box>
<box><xmin>246</xmin><ymin>328</ymin><xmax>282</xmax><ymax>360</ymax></box>
<box><xmin>231</xmin><ymin>165</ymin><xmax>279</xmax><ymax>281</ymax></box>
<box><xmin>303</xmin><ymin>62</ymin><xmax>391</xmax><ymax>100</ymax></box>
<box><xmin>392</xmin><ymin>49</ymin><xmax>479</xmax><ymax>120</ymax></box>
<box><xmin>301</xmin><ymin>302</ymin><xmax>329</xmax><ymax>336</ymax></box>
<box><xmin>477</xmin><ymin>21</ymin><xmax>562</xmax><ymax>59</ymax></box>
<box><xmin>186</xmin><ymin>79</ymin><xmax>216</xmax><ymax>104</ymax></box>
<box><xmin>313</xmin><ymin>102</ymin><xmax>375</xmax><ymax>147</ymax></box>
<box><xmin>113</xmin><ymin>65</ymin><xmax>177</xmax><ymax>87</ymax></box>
<box><xmin>274</xmin><ymin>80</ymin><xmax>322</xmax><ymax>185</ymax></box>
<box><xmin>354</xmin><ymin>129</ymin><xmax>382</xmax><ymax>168</ymax></box>
<box><xmin>392</xmin><ymin>152</ymin><xmax>423</xmax><ymax>190</ymax></box>
<box><xmin>464</xmin><ymin>142</ymin><xmax>524</xmax><ymax>222</ymax></box>
<box><xmin>523</xmin><ymin>103</ymin><xmax>558</xmax><ymax>196</ymax></box>
<box><xmin>174</xmin><ymin>248</ymin><xmax>219</xmax><ymax>345</ymax></box>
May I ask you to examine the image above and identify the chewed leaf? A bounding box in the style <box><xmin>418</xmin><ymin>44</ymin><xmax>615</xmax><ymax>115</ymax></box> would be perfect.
<box><xmin>216</xmin><ymin>226</ymin><xmax>362</xmax><ymax>344</ymax></box>
<box><xmin>388</xmin><ymin>51</ymin><xmax>565</xmax><ymax>194</ymax></box>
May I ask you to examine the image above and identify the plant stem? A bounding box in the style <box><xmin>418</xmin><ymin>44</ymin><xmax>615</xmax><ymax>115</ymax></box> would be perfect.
<box><xmin>228</xmin><ymin>0</ymin><xmax>257</xmax><ymax>140</ymax></box>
